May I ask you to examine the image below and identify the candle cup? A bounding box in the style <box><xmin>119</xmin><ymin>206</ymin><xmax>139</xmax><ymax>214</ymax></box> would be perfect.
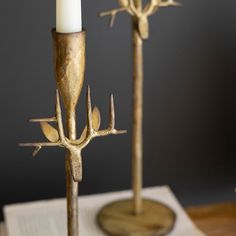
<box><xmin>52</xmin><ymin>29</ymin><xmax>86</xmax><ymax>112</ymax></box>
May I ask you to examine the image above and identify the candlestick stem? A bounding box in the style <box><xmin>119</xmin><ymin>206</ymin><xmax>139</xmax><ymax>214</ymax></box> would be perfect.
<box><xmin>132</xmin><ymin>0</ymin><xmax>143</xmax><ymax>215</ymax></box>
<box><xmin>66</xmin><ymin>109</ymin><xmax>79</xmax><ymax>236</ymax></box>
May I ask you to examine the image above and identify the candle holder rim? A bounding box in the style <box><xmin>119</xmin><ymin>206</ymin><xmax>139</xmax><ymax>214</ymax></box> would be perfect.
<box><xmin>51</xmin><ymin>28</ymin><xmax>86</xmax><ymax>35</ymax></box>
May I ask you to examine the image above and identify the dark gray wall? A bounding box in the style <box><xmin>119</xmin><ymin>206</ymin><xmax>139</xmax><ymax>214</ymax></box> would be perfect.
<box><xmin>1</xmin><ymin>0</ymin><xmax>236</xmax><ymax>220</ymax></box>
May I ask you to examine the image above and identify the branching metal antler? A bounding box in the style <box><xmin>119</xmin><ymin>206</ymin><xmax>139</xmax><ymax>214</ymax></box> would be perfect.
<box><xmin>19</xmin><ymin>86</ymin><xmax>126</xmax><ymax>182</ymax></box>
<box><xmin>100</xmin><ymin>0</ymin><xmax>180</xmax><ymax>39</ymax></box>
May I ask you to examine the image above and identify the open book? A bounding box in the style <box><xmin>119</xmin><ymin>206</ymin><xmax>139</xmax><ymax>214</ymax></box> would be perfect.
<box><xmin>3</xmin><ymin>186</ymin><xmax>205</xmax><ymax>236</ymax></box>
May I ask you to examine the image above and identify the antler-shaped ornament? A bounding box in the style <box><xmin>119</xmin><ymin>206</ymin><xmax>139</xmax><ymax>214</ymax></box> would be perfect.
<box><xmin>19</xmin><ymin>86</ymin><xmax>126</xmax><ymax>182</ymax></box>
<box><xmin>100</xmin><ymin>0</ymin><xmax>180</xmax><ymax>39</ymax></box>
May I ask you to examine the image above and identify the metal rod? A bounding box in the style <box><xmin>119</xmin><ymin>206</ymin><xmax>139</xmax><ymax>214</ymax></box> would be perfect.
<box><xmin>66</xmin><ymin>109</ymin><xmax>79</xmax><ymax>236</ymax></box>
<box><xmin>132</xmin><ymin>0</ymin><xmax>143</xmax><ymax>216</ymax></box>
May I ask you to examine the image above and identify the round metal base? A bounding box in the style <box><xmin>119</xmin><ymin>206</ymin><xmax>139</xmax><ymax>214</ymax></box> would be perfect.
<box><xmin>97</xmin><ymin>199</ymin><xmax>176</xmax><ymax>236</ymax></box>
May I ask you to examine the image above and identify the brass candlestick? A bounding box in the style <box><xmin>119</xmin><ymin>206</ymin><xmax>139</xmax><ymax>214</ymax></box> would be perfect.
<box><xmin>97</xmin><ymin>1</ymin><xmax>180</xmax><ymax>236</ymax></box>
<box><xmin>20</xmin><ymin>30</ymin><xmax>126</xmax><ymax>236</ymax></box>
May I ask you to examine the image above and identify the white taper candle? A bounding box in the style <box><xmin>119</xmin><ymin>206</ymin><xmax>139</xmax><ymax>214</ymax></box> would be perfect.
<box><xmin>56</xmin><ymin>0</ymin><xmax>82</xmax><ymax>33</ymax></box>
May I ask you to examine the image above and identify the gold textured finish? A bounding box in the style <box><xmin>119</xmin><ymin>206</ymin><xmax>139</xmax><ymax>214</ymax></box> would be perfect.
<box><xmin>20</xmin><ymin>30</ymin><xmax>126</xmax><ymax>236</ymax></box>
<box><xmin>98</xmin><ymin>0</ymin><xmax>180</xmax><ymax>234</ymax></box>
<box><xmin>97</xmin><ymin>199</ymin><xmax>176</xmax><ymax>236</ymax></box>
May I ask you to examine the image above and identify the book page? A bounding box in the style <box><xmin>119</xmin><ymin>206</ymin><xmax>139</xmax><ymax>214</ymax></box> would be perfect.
<box><xmin>4</xmin><ymin>186</ymin><xmax>205</xmax><ymax>236</ymax></box>
<box><xmin>4</xmin><ymin>200</ymin><xmax>67</xmax><ymax>236</ymax></box>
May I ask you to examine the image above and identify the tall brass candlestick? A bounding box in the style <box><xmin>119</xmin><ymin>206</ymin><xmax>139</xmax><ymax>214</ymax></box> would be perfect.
<box><xmin>52</xmin><ymin>31</ymin><xmax>85</xmax><ymax>236</ymax></box>
<box><xmin>97</xmin><ymin>1</ymin><xmax>180</xmax><ymax>235</ymax></box>
<box><xmin>20</xmin><ymin>30</ymin><xmax>126</xmax><ymax>236</ymax></box>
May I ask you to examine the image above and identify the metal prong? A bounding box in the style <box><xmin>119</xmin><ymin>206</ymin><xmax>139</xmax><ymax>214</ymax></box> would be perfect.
<box><xmin>86</xmin><ymin>86</ymin><xmax>93</xmax><ymax>135</ymax></box>
<box><xmin>55</xmin><ymin>90</ymin><xmax>66</xmax><ymax>143</ymax></box>
<box><xmin>32</xmin><ymin>146</ymin><xmax>42</xmax><ymax>157</ymax></box>
<box><xmin>29</xmin><ymin>117</ymin><xmax>57</xmax><ymax>123</ymax></box>
<box><xmin>114</xmin><ymin>130</ymin><xmax>127</xmax><ymax>135</ymax></box>
<box><xmin>109</xmin><ymin>94</ymin><xmax>115</xmax><ymax>130</ymax></box>
<box><xmin>160</xmin><ymin>0</ymin><xmax>181</xmax><ymax>7</ymax></box>
<box><xmin>19</xmin><ymin>142</ymin><xmax>61</xmax><ymax>147</ymax></box>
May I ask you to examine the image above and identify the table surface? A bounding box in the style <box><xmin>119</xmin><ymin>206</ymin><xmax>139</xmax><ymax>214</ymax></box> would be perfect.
<box><xmin>0</xmin><ymin>223</ymin><xmax>6</xmax><ymax>236</ymax></box>
<box><xmin>186</xmin><ymin>201</ymin><xmax>236</xmax><ymax>236</ymax></box>
<box><xmin>1</xmin><ymin>202</ymin><xmax>236</xmax><ymax>236</ymax></box>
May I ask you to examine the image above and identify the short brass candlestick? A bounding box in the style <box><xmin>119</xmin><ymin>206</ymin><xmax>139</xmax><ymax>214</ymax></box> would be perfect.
<box><xmin>97</xmin><ymin>1</ymin><xmax>180</xmax><ymax>235</ymax></box>
<box><xmin>20</xmin><ymin>30</ymin><xmax>126</xmax><ymax>236</ymax></box>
